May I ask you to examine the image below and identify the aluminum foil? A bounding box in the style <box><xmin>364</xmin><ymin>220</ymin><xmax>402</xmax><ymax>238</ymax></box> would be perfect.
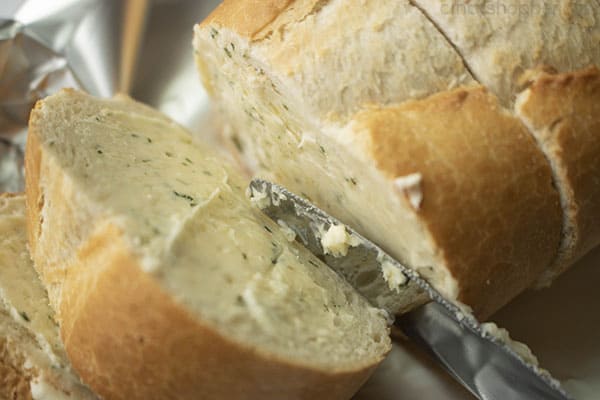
<box><xmin>0</xmin><ymin>0</ymin><xmax>217</xmax><ymax>192</ymax></box>
<box><xmin>0</xmin><ymin>1</ymin><xmax>597</xmax><ymax>399</ymax></box>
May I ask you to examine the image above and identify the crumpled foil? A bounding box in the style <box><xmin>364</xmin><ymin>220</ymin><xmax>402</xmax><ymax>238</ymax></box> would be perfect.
<box><xmin>1</xmin><ymin>0</ymin><xmax>114</xmax><ymax>190</ymax></box>
<box><xmin>0</xmin><ymin>0</ymin><xmax>217</xmax><ymax>191</ymax></box>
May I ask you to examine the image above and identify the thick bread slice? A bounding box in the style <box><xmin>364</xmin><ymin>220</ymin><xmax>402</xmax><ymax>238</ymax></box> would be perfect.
<box><xmin>412</xmin><ymin>0</ymin><xmax>600</xmax><ymax>104</ymax></box>
<box><xmin>515</xmin><ymin>67</ymin><xmax>600</xmax><ymax>286</ymax></box>
<box><xmin>25</xmin><ymin>89</ymin><xmax>390</xmax><ymax>400</ymax></box>
<box><xmin>0</xmin><ymin>193</ymin><xmax>97</xmax><ymax>400</ymax></box>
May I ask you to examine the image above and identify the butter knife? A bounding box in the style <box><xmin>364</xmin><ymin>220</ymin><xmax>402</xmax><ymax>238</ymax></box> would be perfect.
<box><xmin>248</xmin><ymin>179</ymin><xmax>571</xmax><ymax>400</ymax></box>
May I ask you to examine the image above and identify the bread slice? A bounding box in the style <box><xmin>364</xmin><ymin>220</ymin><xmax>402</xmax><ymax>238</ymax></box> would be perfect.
<box><xmin>412</xmin><ymin>0</ymin><xmax>600</xmax><ymax>104</ymax></box>
<box><xmin>194</xmin><ymin>1</ymin><xmax>566</xmax><ymax>318</ymax></box>
<box><xmin>0</xmin><ymin>193</ymin><xmax>97</xmax><ymax>400</ymax></box>
<box><xmin>25</xmin><ymin>89</ymin><xmax>391</xmax><ymax>400</ymax></box>
<box><xmin>516</xmin><ymin>67</ymin><xmax>600</xmax><ymax>286</ymax></box>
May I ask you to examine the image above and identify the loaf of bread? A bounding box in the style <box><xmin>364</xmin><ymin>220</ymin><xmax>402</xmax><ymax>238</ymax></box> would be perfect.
<box><xmin>0</xmin><ymin>193</ymin><xmax>97</xmax><ymax>400</ymax></box>
<box><xmin>194</xmin><ymin>0</ymin><xmax>600</xmax><ymax>318</ymax></box>
<box><xmin>25</xmin><ymin>89</ymin><xmax>391</xmax><ymax>400</ymax></box>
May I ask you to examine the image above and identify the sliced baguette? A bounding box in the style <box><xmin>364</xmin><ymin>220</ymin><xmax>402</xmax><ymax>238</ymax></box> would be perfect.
<box><xmin>0</xmin><ymin>193</ymin><xmax>97</xmax><ymax>400</ymax></box>
<box><xmin>516</xmin><ymin>67</ymin><xmax>600</xmax><ymax>286</ymax></box>
<box><xmin>25</xmin><ymin>89</ymin><xmax>391</xmax><ymax>400</ymax></box>
<box><xmin>193</xmin><ymin>1</ymin><xmax>578</xmax><ymax>317</ymax></box>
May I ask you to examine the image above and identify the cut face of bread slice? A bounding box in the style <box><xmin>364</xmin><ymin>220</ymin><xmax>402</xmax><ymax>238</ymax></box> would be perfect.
<box><xmin>412</xmin><ymin>0</ymin><xmax>600</xmax><ymax>104</ymax></box>
<box><xmin>25</xmin><ymin>89</ymin><xmax>390</xmax><ymax>400</ymax></box>
<box><xmin>195</xmin><ymin>3</ymin><xmax>563</xmax><ymax>317</ymax></box>
<box><xmin>0</xmin><ymin>193</ymin><xmax>97</xmax><ymax>400</ymax></box>
<box><xmin>516</xmin><ymin>67</ymin><xmax>600</xmax><ymax>286</ymax></box>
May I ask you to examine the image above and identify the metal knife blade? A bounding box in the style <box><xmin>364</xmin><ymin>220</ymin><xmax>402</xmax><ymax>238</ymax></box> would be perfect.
<box><xmin>249</xmin><ymin>179</ymin><xmax>572</xmax><ymax>400</ymax></box>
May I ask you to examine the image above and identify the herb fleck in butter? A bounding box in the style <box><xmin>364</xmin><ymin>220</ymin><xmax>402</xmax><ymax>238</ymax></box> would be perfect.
<box><xmin>173</xmin><ymin>191</ymin><xmax>195</xmax><ymax>204</ymax></box>
<box><xmin>231</xmin><ymin>135</ymin><xmax>243</xmax><ymax>152</ymax></box>
<box><xmin>19</xmin><ymin>311</ymin><xmax>30</xmax><ymax>322</ymax></box>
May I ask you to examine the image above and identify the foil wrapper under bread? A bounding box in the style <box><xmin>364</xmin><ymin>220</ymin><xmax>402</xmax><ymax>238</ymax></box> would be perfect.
<box><xmin>0</xmin><ymin>1</ymin><xmax>596</xmax><ymax>399</ymax></box>
<box><xmin>0</xmin><ymin>0</ymin><xmax>217</xmax><ymax>192</ymax></box>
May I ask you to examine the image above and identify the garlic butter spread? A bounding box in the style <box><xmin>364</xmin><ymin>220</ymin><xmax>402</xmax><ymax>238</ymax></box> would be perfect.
<box><xmin>380</xmin><ymin>260</ymin><xmax>408</xmax><ymax>292</ymax></box>
<box><xmin>481</xmin><ymin>322</ymin><xmax>539</xmax><ymax>367</ymax></box>
<box><xmin>249</xmin><ymin>185</ymin><xmax>271</xmax><ymax>209</ymax></box>
<box><xmin>319</xmin><ymin>224</ymin><xmax>361</xmax><ymax>257</ymax></box>
<box><xmin>44</xmin><ymin>109</ymin><xmax>236</xmax><ymax>273</ymax></box>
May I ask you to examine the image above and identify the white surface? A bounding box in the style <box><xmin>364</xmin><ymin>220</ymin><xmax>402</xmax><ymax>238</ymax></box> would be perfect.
<box><xmin>356</xmin><ymin>246</ymin><xmax>600</xmax><ymax>399</ymax></box>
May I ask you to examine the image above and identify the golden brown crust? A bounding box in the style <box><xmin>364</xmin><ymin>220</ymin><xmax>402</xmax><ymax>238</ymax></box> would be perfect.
<box><xmin>517</xmin><ymin>67</ymin><xmax>600</xmax><ymax>281</ymax></box>
<box><xmin>201</xmin><ymin>0</ymin><xmax>295</xmax><ymax>38</ymax></box>
<box><xmin>355</xmin><ymin>86</ymin><xmax>562</xmax><ymax>318</ymax></box>
<box><xmin>25</xmin><ymin>112</ymin><xmax>379</xmax><ymax>400</ymax></box>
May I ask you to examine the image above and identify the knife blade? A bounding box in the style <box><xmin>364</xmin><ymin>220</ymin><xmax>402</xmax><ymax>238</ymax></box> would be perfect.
<box><xmin>248</xmin><ymin>178</ymin><xmax>571</xmax><ymax>400</ymax></box>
